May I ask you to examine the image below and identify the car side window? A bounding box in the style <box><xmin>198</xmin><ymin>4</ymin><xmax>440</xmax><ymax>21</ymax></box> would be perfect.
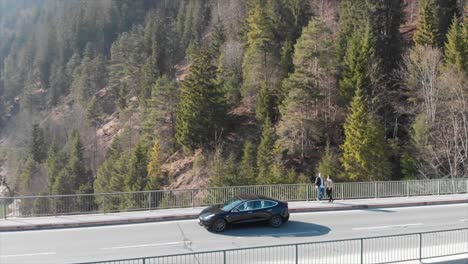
<box><xmin>260</xmin><ymin>200</ymin><xmax>277</xmax><ymax>209</ymax></box>
<box><xmin>236</xmin><ymin>201</ymin><xmax>261</xmax><ymax>211</ymax></box>
<box><xmin>235</xmin><ymin>202</ymin><xmax>248</xmax><ymax>211</ymax></box>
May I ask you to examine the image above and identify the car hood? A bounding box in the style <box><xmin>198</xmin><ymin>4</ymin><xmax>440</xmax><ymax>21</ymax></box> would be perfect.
<box><xmin>199</xmin><ymin>204</ymin><xmax>223</xmax><ymax>216</ymax></box>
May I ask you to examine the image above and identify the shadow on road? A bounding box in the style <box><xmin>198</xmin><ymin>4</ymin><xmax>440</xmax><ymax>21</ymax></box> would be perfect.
<box><xmin>219</xmin><ymin>220</ymin><xmax>330</xmax><ymax>238</ymax></box>
<box><xmin>361</xmin><ymin>208</ymin><xmax>395</xmax><ymax>213</ymax></box>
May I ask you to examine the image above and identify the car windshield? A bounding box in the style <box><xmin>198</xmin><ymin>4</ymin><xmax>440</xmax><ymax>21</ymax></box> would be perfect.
<box><xmin>221</xmin><ymin>198</ymin><xmax>244</xmax><ymax>211</ymax></box>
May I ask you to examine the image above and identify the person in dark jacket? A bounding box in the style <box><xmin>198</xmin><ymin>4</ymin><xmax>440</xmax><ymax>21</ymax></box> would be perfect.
<box><xmin>314</xmin><ymin>173</ymin><xmax>325</xmax><ymax>201</ymax></box>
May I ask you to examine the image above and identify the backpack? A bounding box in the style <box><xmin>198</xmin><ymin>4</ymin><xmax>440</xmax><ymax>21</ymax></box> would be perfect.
<box><xmin>315</xmin><ymin>176</ymin><xmax>321</xmax><ymax>187</ymax></box>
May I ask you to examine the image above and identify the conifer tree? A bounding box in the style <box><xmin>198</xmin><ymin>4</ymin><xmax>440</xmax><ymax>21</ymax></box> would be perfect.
<box><xmin>146</xmin><ymin>139</ymin><xmax>163</xmax><ymax>190</ymax></box>
<box><xmin>94</xmin><ymin>137</ymin><xmax>127</xmax><ymax>209</ymax></box>
<box><xmin>242</xmin><ymin>1</ymin><xmax>275</xmax><ymax>96</ymax></box>
<box><xmin>278</xmin><ymin>18</ymin><xmax>334</xmax><ymax>158</ymax></box>
<box><xmin>46</xmin><ymin>142</ymin><xmax>67</xmax><ymax>193</ymax></box>
<box><xmin>255</xmin><ymin>81</ymin><xmax>274</xmax><ymax>124</ymax></box>
<box><xmin>176</xmin><ymin>50</ymin><xmax>226</xmax><ymax>150</ymax></box>
<box><xmin>145</xmin><ymin>76</ymin><xmax>179</xmax><ymax>150</ymax></box>
<box><xmin>318</xmin><ymin>140</ymin><xmax>341</xmax><ymax>179</ymax></box>
<box><xmin>256</xmin><ymin>118</ymin><xmax>275</xmax><ymax>184</ymax></box>
<box><xmin>210</xmin><ymin>18</ymin><xmax>225</xmax><ymax>57</ymax></box>
<box><xmin>336</xmin><ymin>0</ymin><xmax>372</xmax><ymax>66</ymax></box>
<box><xmin>239</xmin><ymin>140</ymin><xmax>257</xmax><ymax>185</ymax></box>
<box><xmin>21</xmin><ymin>155</ymin><xmax>36</xmax><ymax>194</ymax></box>
<box><xmin>125</xmin><ymin>137</ymin><xmax>150</xmax><ymax>192</ymax></box>
<box><xmin>210</xmin><ymin>151</ymin><xmax>238</xmax><ymax>187</ymax></box>
<box><xmin>68</xmin><ymin>130</ymin><xmax>93</xmax><ymax>193</ymax></box>
<box><xmin>445</xmin><ymin>16</ymin><xmax>467</xmax><ymax>73</ymax></box>
<box><xmin>30</xmin><ymin>124</ymin><xmax>47</xmax><ymax>163</ymax></box>
<box><xmin>414</xmin><ymin>0</ymin><xmax>438</xmax><ymax>47</ymax></box>
<box><xmin>437</xmin><ymin>0</ymin><xmax>459</xmax><ymax>46</ymax></box>
<box><xmin>339</xmin><ymin>25</ymin><xmax>378</xmax><ymax>106</ymax></box>
<box><xmin>341</xmin><ymin>88</ymin><xmax>391</xmax><ymax>181</ymax></box>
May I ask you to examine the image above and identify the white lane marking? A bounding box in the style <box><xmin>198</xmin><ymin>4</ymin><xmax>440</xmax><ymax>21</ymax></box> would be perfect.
<box><xmin>352</xmin><ymin>223</ymin><xmax>423</xmax><ymax>230</ymax></box>
<box><xmin>460</xmin><ymin>219</ymin><xmax>468</xmax><ymax>222</ymax></box>
<box><xmin>101</xmin><ymin>242</ymin><xmax>181</xmax><ymax>250</ymax></box>
<box><xmin>1</xmin><ymin>252</ymin><xmax>56</xmax><ymax>258</ymax></box>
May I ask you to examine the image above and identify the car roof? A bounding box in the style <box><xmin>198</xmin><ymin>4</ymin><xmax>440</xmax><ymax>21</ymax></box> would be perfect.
<box><xmin>234</xmin><ymin>194</ymin><xmax>279</xmax><ymax>202</ymax></box>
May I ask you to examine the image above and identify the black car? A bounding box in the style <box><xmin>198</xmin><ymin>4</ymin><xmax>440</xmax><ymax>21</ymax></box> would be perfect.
<box><xmin>198</xmin><ymin>194</ymin><xmax>289</xmax><ymax>232</ymax></box>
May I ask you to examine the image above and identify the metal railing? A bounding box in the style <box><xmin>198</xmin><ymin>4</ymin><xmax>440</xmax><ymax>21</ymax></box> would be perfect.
<box><xmin>1</xmin><ymin>178</ymin><xmax>467</xmax><ymax>219</ymax></box>
<box><xmin>76</xmin><ymin>228</ymin><xmax>468</xmax><ymax>264</ymax></box>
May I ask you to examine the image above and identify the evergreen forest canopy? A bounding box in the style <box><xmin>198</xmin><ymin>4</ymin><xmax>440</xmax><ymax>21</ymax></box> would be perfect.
<box><xmin>0</xmin><ymin>0</ymin><xmax>466</xmax><ymax>198</ymax></box>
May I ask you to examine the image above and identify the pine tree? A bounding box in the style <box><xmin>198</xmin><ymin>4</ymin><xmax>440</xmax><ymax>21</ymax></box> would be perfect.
<box><xmin>256</xmin><ymin>118</ymin><xmax>275</xmax><ymax>184</ymax></box>
<box><xmin>146</xmin><ymin>139</ymin><xmax>163</xmax><ymax>190</ymax></box>
<box><xmin>239</xmin><ymin>140</ymin><xmax>257</xmax><ymax>185</ymax></box>
<box><xmin>46</xmin><ymin>142</ymin><xmax>67</xmax><ymax>193</ymax></box>
<box><xmin>413</xmin><ymin>0</ymin><xmax>438</xmax><ymax>47</ymax></box>
<box><xmin>318</xmin><ymin>140</ymin><xmax>341</xmax><ymax>179</ymax></box>
<box><xmin>21</xmin><ymin>155</ymin><xmax>36</xmax><ymax>194</ymax></box>
<box><xmin>210</xmin><ymin>150</ymin><xmax>238</xmax><ymax>187</ymax></box>
<box><xmin>336</xmin><ymin>0</ymin><xmax>372</xmax><ymax>66</ymax></box>
<box><xmin>30</xmin><ymin>124</ymin><xmax>47</xmax><ymax>163</ymax></box>
<box><xmin>86</xmin><ymin>96</ymin><xmax>101</xmax><ymax>126</ymax></box>
<box><xmin>339</xmin><ymin>25</ymin><xmax>378</xmax><ymax>106</ymax></box>
<box><xmin>278</xmin><ymin>18</ymin><xmax>334</xmax><ymax>158</ymax></box>
<box><xmin>341</xmin><ymin>88</ymin><xmax>391</xmax><ymax>181</ymax></box>
<box><xmin>337</xmin><ymin>0</ymin><xmax>404</xmax><ymax>77</ymax></box>
<box><xmin>242</xmin><ymin>1</ymin><xmax>275</xmax><ymax>96</ymax></box>
<box><xmin>125</xmin><ymin>137</ymin><xmax>150</xmax><ymax>192</ymax></box>
<box><xmin>255</xmin><ymin>81</ymin><xmax>274</xmax><ymax>124</ymax></box>
<box><xmin>210</xmin><ymin>18</ymin><xmax>225</xmax><ymax>57</ymax></box>
<box><xmin>445</xmin><ymin>16</ymin><xmax>467</xmax><ymax>73</ymax></box>
<box><xmin>68</xmin><ymin>130</ymin><xmax>92</xmax><ymax>193</ymax></box>
<box><xmin>176</xmin><ymin>50</ymin><xmax>226</xmax><ymax>150</ymax></box>
<box><xmin>437</xmin><ymin>0</ymin><xmax>459</xmax><ymax>46</ymax></box>
<box><xmin>145</xmin><ymin>76</ymin><xmax>179</xmax><ymax>150</ymax></box>
<box><xmin>51</xmin><ymin>169</ymin><xmax>73</xmax><ymax>195</ymax></box>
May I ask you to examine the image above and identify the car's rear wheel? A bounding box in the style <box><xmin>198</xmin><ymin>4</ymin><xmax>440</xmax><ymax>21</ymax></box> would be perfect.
<box><xmin>210</xmin><ymin>218</ymin><xmax>227</xmax><ymax>232</ymax></box>
<box><xmin>269</xmin><ymin>215</ymin><xmax>283</xmax><ymax>228</ymax></box>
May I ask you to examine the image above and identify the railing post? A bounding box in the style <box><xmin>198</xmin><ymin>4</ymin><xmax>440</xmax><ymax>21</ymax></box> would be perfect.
<box><xmin>148</xmin><ymin>192</ymin><xmax>151</xmax><ymax>211</ymax></box>
<box><xmin>341</xmin><ymin>184</ymin><xmax>344</xmax><ymax>200</ymax></box>
<box><xmin>407</xmin><ymin>181</ymin><xmax>410</xmax><ymax>197</ymax></box>
<box><xmin>437</xmin><ymin>180</ymin><xmax>440</xmax><ymax>195</ymax></box>
<box><xmin>54</xmin><ymin>196</ymin><xmax>57</xmax><ymax>216</ymax></box>
<box><xmin>374</xmin><ymin>182</ymin><xmax>378</xmax><ymax>199</ymax></box>
<box><xmin>191</xmin><ymin>189</ymin><xmax>195</xmax><ymax>208</ymax></box>
<box><xmin>360</xmin><ymin>238</ymin><xmax>364</xmax><ymax>264</ymax></box>
<box><xmin>2</xmin><ymin>198</ymin><xmax>6</xmax><ymax>220</ymax></box>
<box><xmin>419</xmin><ymin>233</ymin><xmax>422</xmax><ymax>261</ymax></box>
<box><xmin>295</xmin><ymin>244</ymin><xmax>299</xmax><ymax>264</ymax></box>
<box><xmin>306</xmin><ymin>184</ymin><xmax>309</xmax><ymax>201</ymax></box>
<box><xmin>142</xmin><ymin>257</ymin><xmax>146</xmax><ymax>264</ymax></box>
<box><xmin>223</xmin><ymin>250</ymin><xmax>226</xmax><ymax>264</ymax></box>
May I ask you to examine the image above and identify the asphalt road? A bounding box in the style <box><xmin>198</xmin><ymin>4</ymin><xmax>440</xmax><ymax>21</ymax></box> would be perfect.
<box><xmin>1</xmin><ymin>204</ymin><xmax>467</xmax><ymax>263</ymax></box>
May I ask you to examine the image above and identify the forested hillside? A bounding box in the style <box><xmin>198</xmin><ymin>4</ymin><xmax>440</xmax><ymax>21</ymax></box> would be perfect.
<box><xmin>0</xmin><ymin>0</ymin><xmax>466</xmax><ymax>197</ymax></box>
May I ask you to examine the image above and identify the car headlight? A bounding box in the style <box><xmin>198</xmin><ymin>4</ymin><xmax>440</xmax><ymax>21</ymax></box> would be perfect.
<box><xmin>202</xmin><ymin>213</ymin><xmax>215</xmax><ymax>220</ymax></box>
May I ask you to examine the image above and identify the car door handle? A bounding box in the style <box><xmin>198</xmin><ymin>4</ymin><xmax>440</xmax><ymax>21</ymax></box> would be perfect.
<box><xmin>267</xmin><ymin>209</ymin><xmax>272</xmax><ymax>212</ymax></box>
<box><xmin>248</xmin><ymin>211</ymin><xmax>253</xmax><ymax>213</ymax></box>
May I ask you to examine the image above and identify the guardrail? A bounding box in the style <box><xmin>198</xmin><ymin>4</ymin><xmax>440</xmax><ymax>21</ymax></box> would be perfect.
<box><xmin>1</xmin><ymin>178</ymin><xmax>467</xmax><ymax>219</ymax></box>
<box><xmin>76</xmin><ymin>227</ymin><xmax>468</xmax><ymax>264</ymax></box>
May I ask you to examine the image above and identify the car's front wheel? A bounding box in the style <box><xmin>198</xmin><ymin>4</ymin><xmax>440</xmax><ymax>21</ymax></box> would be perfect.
<box><xmin>269</xmin><ymin>215</ymin><xmax>283</xmax><ymax>228</ymax></box>
<box><xmin>210</xmin><ymin>218</ymin><xmax>227</xmax><ymax>232</ymax></box>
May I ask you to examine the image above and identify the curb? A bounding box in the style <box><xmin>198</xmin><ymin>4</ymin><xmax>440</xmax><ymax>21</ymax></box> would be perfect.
<box><xmin>1</xmin><ymin>199</ymin><xmax>467</xmax><ymax>232</ymax></box>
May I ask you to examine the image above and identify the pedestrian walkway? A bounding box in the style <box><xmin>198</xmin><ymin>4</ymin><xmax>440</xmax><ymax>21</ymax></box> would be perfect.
<box><xmin>1</xmin><ymin>193</ymin><xmax>467</xmax><ymax>232</ymax></box>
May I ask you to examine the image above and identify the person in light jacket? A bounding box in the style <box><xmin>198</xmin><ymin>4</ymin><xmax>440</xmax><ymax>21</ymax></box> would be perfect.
<box><xmin>326</xmin><ymin>176</ymin><xmax>334</xmax><ymax>203</ymax></box>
